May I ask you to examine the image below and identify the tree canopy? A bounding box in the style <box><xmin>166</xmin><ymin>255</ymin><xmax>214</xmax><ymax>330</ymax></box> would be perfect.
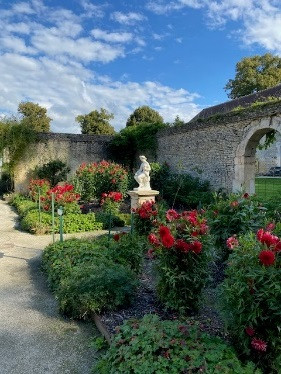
<box><xmin>18</xmin><ymin>102</ymin><xmax>51</xmax><ymax>132</ymax></box>
<box><xmin>225</xmin><ymin>53</ymin><xmax>281</xmax><ymax>99</ymax></box>
<box><xmin>76</xmin><ymin>108</ymin><xmax>115</xmax><ymax>135</ymax></box>
<box><xmin>126</xmin><ymin>106</ymin><xmax>163</xmax><ymax>127</ymax></box>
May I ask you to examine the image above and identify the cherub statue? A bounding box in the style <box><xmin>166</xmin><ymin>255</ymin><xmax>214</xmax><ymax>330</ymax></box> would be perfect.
<box><xmin>134</xmin><ymin>155</ymin><xmax>151</xmax><ymax>190</ymax></box>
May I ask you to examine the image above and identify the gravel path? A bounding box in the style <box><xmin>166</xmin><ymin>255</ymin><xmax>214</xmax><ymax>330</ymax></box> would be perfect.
<box><xmin>0</xmin><ymin>199</ymin><xmax>102</xmax><ymax>374</ymax></box>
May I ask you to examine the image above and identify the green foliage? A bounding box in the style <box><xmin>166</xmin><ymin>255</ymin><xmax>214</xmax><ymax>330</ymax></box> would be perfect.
<box><xmin>57</xmin><ymin>260</ymin><xmax>137</xmax><ymax>317</ymax></box>
<box><xmin>257</xmin><ymin>130</ymin><xmax>277</xmax><ymax>150</ymax></box>
<box><xmin>74</xmin><ymin>160</ymin><xmax>128</xmax><ymax>202</ymax></box>
<box><xmin>225</xmin><ymin>53</ymin><xmax>281</xmax><ymax>99</ymax></box>
<box><xmin>150</xmin><ymin>162</ymin><xmax>170</xmax><ymax>193</ymax></box>
<box><xmin>21</xmin><ymin>210</ymin><xmax>102</xmax><ymax>234</ymax></box>
<box><xmin>162</xmin><ymin>173</ymin><xmax>213</xmax><ymax>209</ymax></box>
<box><xmin>95</xmin><ymin>314</ymin><xmax>259</xmax><ymax>374</ymax></box>
<box><xmin>35</xmin><ymin>160</ymin><xmax>70</xmax><ymax>187</ymax></box>
<box><xmin>42</xmin><ymin>237</ymin><xmax>138</xmax><ymax>317</ymax></box>
<box><xmin>76</xmin><ymin>108</ymin><xmax>115</xmax><ymax>135</ymax></box>
<box><xmin>126</xmin><ymin>105</ymin><xmax>163</xmax><ymax>127</ymax></box>
<box><xmin>18</xmin><ymin>101</ymin><xmax>51</xmax><ymax>132</ymax></box>
<box><xmin>0</xmin><ymin>121</ymin><xmax>38</xmax><ymax>173</ymax></box>
<box><xmin>11</xmin><ymin>194</ymin><xmax>37</xmax><ymax>216</ymax></box>
<box><xmin>171</xmin><ymin>115</ymin><xmax>185</xmax><ymax>127</ymax></box>
<box><xmin>207</xmin><ymin>193</ymin><xmax>266</xmax><ymax>260</ymax></box>
<box><xmin>95</xmin><ymin>211</ymin><xmax>130</xmax><ymax>229</ymax></box>
<box><xmin>109</xmin><ymin>122</ymin><xmax>166</xmax><ymax>169</ymax></box>
<box><xmin>220</xmin><ymin>233</ymin><xmax>281</xmax><ymax>372</ymax></box>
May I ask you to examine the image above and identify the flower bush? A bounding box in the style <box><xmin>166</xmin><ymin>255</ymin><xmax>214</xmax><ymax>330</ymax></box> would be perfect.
<box><xmin>133</xmin><ymin>200</ymin><xmax>159</xmax><ymax>235</ymax></box>
<box><xmin>100</xmin><ymin>191</ymin><xmax>122</xmax><ymax>215</ymax></box>
<box><xmin>74</xmin><ymin>160</ymin><xmax>128</xmax><ymax>202</ymax></box>
<box><xmin>29</xmin><ymin>179</ymin><xmax>50</xmax><ymax>202</ymax></box>
<box><xmin>41</xmin><ymin>183</ymin><xmax>81</xmax><ymax>214</ymax></box>
<box><xmin>208</xmin><ymin>193</ymin><xmax>266</xmax><ymax>260</ymax></box>
<box><xmin>220</xmin><ymin>228</ymin><xmax>281</xmax><ymax>372</ymax></box>
<box><xmin>148</xmin><ymin>209</ymin><xmax>212</xmax><ymax>312</ymax></box>
<box><xmin>95</xmin><ymin>314</ymin><xmax>259</xmax><ymax>374</ymax></box>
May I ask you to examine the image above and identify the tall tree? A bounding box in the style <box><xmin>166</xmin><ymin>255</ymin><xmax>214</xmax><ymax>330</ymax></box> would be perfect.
<box><xmin>18</xmin><ymin>102</ymin><xmax>51</xmax><ymax>132</ymax></box>
<box><xmin>126</xmin><ymin>106</ymin><xmax>163</xmax><ymax>127</ymax></box>
<box><xmin>225</xmin><ymin>53</ymin><xmax>281</xmax><ymax>99</ymax></box>
<box><xmin>76</xmin><ymin>108</ymin><xmax>115</xmax><ymax>135</ymax></box>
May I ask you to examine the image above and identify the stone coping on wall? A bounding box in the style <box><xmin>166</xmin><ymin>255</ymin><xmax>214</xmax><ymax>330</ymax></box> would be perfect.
<box><xmin>36</xmin><ymin>132</ymin><xmax>114</xmax><ymax>143</ymax></box>
<box><xmin>157</xmin><ymin>101</ymin><xmax>281</xmax><ymax>138</ymax></box>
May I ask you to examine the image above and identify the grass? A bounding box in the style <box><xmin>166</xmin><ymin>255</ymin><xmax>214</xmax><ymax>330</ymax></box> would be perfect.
<box><xmin>255</xmin><ymin>177</ymin><xmax>281</xmax><ymax>199</ymax></box>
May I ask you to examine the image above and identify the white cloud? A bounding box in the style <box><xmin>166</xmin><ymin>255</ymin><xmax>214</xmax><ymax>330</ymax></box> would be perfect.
<box><xmin>80</xmin><ymin>0</ymin><xmax>104</xmax><ymax>18</ymax></box>
<box><xmin>31</xmin><ymin>31</ymin><xmax>124</xmax><ymax>63</ymax></box>
<box><xmin>12</xmin><ymin>2</ymin><xmax>36</xmax><ymax>14</ymax></box>
<box><xmin>146</xmin><ymin>0</ymin><xmax>202</xmax><ymax>14</ymax></box>
<box><xmin>0</xmin><ymin>35</ymin><xmax>37</xmax><ymax>54</ymax></box>
<box><xmin>111</xmin><ymin>11</ymin><xmax>146</xmax><ymax>25</ymax></box>
<box><xmin>91</xmin><ymin>28</ymin><xmax>133</xmax><ymax>43</ymax></box>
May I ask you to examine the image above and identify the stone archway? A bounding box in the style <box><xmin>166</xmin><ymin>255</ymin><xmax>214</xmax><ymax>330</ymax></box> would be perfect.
<box><xmin>233</xmin><ymin>116</ymin><xmax>281</xmax><ymax>194</ymax></box>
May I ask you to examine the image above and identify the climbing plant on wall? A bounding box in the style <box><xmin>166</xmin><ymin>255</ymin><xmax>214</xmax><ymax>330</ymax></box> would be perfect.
<box><xmin>0</xmin><ymin>120</ymin><xmax>38</xmax><ymax>175</ymax></box>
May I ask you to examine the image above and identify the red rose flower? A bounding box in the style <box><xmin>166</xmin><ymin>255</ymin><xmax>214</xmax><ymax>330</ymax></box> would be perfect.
<box><xmin>161</xmin><ymin>234</ymin><xmax>175</xmax><ymax>248</ymax></box>
<box><xmin>251</xmin><ymin>338</ymin><xmax>267</xmax><ymax>352</ymax></box>
<box><xmin>259</xmin><ymin>250</ymin><xmax>275</xmax><ymax>266</ymax></box>
<box><xmin>245</xmin><ymin>327</ymin><xmax>255</xmax><ymax>336</ymax></box>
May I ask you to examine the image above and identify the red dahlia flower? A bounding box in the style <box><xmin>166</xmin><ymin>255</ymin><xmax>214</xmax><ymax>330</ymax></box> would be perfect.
<box><xmin>245</xmin><ymin>327</ymin><xmax>255</xmax><ymax>336</ymax></box>
<box><xmin>161</xmin><ymin>234</ymin><xmax>175</xmax><ymax>248</ymax></box>
<box><xmin>175</xmin><ymin>239</ymin><xmax>191</xmax><ymax>252</ymax></box>
<box><xmin>251</xmin><ymin>338</ymin><xmax>267</xmax><ymax>352</ymax></box>
<box><xmin>148</xmin><ymin>233</ymin><xmax>159</xmax><ymax>245</ymax></box>
<box><xmin>259</xmin><ymin>250</ymin><xmax>275</xmax><ymax>266</ymax></box>
<box><xmin>159</xmin><ymin>225</ymin><xmax>171</xmax><ymax>238</ymax></box>
<box><xmin>191</xmin><ymin>241</ymin><xmax>202</xmax><ymax>254</ymax></box>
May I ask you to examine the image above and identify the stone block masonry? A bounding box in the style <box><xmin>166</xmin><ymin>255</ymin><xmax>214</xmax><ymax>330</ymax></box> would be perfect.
<box><xmin>14</xmin><ymin>133</ymin><xmax>113</xmax><ymax>193</ymax></box>
<box><xmin>157</xmin><ymin>102</ymin><xmax>281</xmax><ymax>193</ymax></box>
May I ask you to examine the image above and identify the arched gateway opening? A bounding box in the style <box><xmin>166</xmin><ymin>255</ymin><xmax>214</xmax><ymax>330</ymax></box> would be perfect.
<box><xmin>233</xmin><ymin>117</ymin><xmax>281</xmax><ymax>194</ymax></box>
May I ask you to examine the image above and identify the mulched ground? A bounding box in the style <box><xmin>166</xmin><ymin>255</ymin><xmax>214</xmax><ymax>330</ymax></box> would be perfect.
<box><xmin>100</xmin><ymin>257</ymin><xmax>229</xmax><ymax>342</ymax></box>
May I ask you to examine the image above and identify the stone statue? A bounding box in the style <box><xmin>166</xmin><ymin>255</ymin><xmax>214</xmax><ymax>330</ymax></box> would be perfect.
<box><xmin>134</xmin><ymin>155</ymin><xmax>151</xmax><ymax>190</ymax></box>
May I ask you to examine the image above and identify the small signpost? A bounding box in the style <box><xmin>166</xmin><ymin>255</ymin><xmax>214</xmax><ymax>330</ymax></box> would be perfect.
<box><xmin>57</xmin><ymin>206</ymin><xmax>64</xmax><ymax>242</ymax></box>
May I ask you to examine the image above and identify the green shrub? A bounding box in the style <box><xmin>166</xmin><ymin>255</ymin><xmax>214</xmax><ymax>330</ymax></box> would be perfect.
<box><xmin>56</xmin><ymin>260</ymin><xmax>137</xmax><ymax>317</ymax></box>
<box><xmin>220</xmin><ymin>231</ymin><xmax>281</xmax><ymax>372</ymax></box>
<box><xmin>107</xmin><ymin>233</ymin><xmax>146</xmax><ymax>274</ymax></box>
<box><xmin>14</xmin><ymin>199</ymin><xmax>37</xmax><ymax>216</ymax></box>
<box><xmin>95</xmin><ymin>211</ymin><xmax>128</xmax><ymax>228</ymax></box>
<box><xmin>21</xmin><ymin>211</ymin><xmax>102</xmax><ymax>234</ymax></box>
<box><xmin>207</xmin><ymin>193</ymin><xmax>266</xmax><ymax>260</ymax></box>
<box><xmin>42</xmin><ymin>239</ymin><xmax>107</xmax><ymax>289</ymax></box>
<box><xmin>74</xmin><ymin>160</ymin><xmax>128</xmax><ymax>202</ymax></box>
<box><xmin>34</xmin><ymin>159</ymin><xmax>70</xmax><ymax>187</ymax></box>
<box><xmin>95</xmin><ymin>314</ymin><xmax>259</xmax><ymax>374</ymax></box>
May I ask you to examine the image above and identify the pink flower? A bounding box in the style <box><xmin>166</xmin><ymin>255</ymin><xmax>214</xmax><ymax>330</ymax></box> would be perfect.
<box><xmin>226</xmin><ymin>236</ymin><xmax>239</xmax><ymax>249</ymax></box>
<box><xmin>148</xmin><ymin>233</ymin><xmax>159</xmax><ymax>245</ymax></box>
<box><xmin>266</xmin><ymin>222</ymin><xmax>275</xmax><ymax>232</ymax></box>
<box><xmin>147</xmin><ymin>248</ymin><xmax>155</xmax><ymax>259</ymax></box>
<box><xmin>166</xmin><ymin>209</ymin><xmax>180</xmax><ymax>222</ymax></box>
<box><xmin>230</xmin><ymin>201</ymin><xmax>239</xmax><ymax>207</ymax></box>
<box><xmin>251</xmin><ymin>338</ymin><xmax>267</xmax><ymax>352</ymax></box>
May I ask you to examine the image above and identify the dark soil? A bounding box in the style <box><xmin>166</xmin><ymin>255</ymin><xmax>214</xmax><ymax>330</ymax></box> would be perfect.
<box><xmin>100</xmin><ymin>258</ymin><xmax>229</xmax><ymax>341</ymax></box>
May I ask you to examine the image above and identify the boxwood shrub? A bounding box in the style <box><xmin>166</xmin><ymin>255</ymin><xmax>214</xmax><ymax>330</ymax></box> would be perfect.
<box><xmin>95</xmin><ymin>314</ymin><xmax>259</xmax><ymax>374</ymax></box>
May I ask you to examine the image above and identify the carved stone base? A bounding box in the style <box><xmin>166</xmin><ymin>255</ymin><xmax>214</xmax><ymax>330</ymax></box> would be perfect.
<box><xmin>128</xmin><ymin>190</ymin><xmax>160</xmax><ymax>210</ymax></box>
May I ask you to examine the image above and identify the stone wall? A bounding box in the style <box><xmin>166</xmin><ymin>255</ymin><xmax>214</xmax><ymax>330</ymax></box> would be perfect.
<box><xmin>157</xmin><ymin>102</ymin><xmax>281</xmax><ymax>193</ymax></box>
<box><xmin>14</xmin><ymin>133</ymin><xmax>113</xmax><ymax>193</ymax></box>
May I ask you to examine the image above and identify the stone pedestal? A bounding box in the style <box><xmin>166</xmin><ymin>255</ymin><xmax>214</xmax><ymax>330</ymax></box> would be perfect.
<box><xmin>128</xmin><ymin>189</ymin><xmax>159</xmax><ymax>210</ymax></box>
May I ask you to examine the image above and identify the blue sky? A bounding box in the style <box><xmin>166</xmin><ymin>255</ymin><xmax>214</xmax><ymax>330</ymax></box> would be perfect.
<box><xmin>0</xmin><ymin>0</ymin><xmax>280</xmax><ymax>132</ymax></box>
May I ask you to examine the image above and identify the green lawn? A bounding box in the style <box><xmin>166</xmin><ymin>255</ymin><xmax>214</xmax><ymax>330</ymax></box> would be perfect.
<box><xmin>255</xmin><ymin>177</ymin><xmax>281</xmax><ymax>199</ymax></box>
